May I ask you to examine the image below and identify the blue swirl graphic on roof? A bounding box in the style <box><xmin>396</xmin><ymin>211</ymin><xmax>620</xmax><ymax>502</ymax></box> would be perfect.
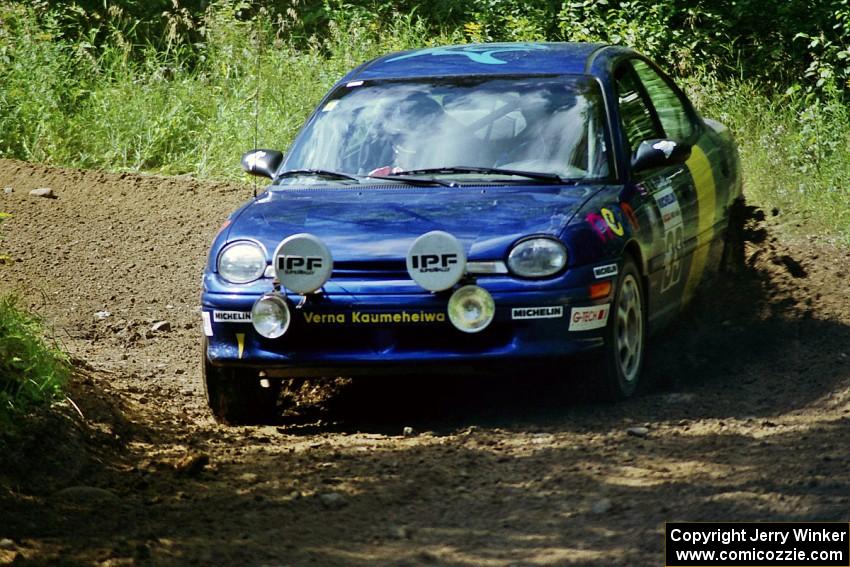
<box><xmin>387</xmin><ymin>43</ymin><xmax>550</xmax><ymax>65</ymax></box>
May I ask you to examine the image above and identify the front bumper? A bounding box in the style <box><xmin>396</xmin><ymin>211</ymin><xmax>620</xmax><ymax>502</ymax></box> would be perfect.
<box><xmin>202</xmin><ymin>279</ymin><xmax>612</xmax><ymax>376</ymax></box>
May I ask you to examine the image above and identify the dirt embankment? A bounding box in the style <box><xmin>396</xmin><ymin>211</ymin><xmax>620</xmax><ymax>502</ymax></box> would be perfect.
<box><xmin>0</xmin><ymin>159</ymin><xmax>848</xmax><ymax>566</ymax></box>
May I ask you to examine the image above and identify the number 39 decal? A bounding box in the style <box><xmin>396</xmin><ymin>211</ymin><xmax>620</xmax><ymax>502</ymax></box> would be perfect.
<box><xmin>653</xmin><ymin>184</ymin><xmax>684</xmax><ymax>293</ymax></box>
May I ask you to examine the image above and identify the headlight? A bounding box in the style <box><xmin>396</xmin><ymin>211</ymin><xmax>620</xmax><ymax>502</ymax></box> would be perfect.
<box><xmin>218</xmin><ymin>241</ymin><xmax>267</xmax><ymax>284</ymax></box>
<box><xmin>251</xmin><ymin>294</ymin><xmax>291</xmax><ymax>339</ymax></box>
<box><xmin>507</xmin><ymin>237</ymin><xmax>567</xmax><ymax>278</ymax></box>
<box><xmin>448</xmin><ymin>285</ymin><xmax>495</xmax><ymax>333</ymax></box>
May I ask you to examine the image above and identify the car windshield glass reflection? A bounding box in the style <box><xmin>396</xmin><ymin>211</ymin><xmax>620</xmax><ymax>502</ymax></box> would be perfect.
<box><xmin>281</xmin><ymin>76</ymin><xmax>611</xmax><ymax>184</ymax></box>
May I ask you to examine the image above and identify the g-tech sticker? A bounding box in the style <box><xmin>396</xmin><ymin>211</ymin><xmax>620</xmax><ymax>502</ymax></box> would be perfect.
<box><xmin>593</xmin><ymin>264</ymin><xmax>618</xmax><ymax>279</ymax></box>
<box><xmin>511</xmin><ymin>306</ymin><xmax>564</xmax><ymax>320</ymax></box>
<box><xmin>569</xmin><ymin>305</ymin><xmax>610</xmax><ymax>331</ymax></box>
<box><xmin>213</xmin><ymin>311</ymin><xmax>252</xmax><ymax>323</ymax></box>
<box><xmin>653</xmin><ymin>182</ymin><xmax>684</xmax><ymax>293</ymax></box>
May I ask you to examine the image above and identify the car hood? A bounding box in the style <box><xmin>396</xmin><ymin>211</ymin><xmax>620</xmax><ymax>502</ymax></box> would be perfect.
<box><xmin>225</xmin><ymin>184</ymin><xmax>601</xmax><ymax>261</ymax></box>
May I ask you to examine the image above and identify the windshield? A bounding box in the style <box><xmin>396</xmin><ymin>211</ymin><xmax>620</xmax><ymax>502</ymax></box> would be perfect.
<box><xmin>281</xmin><ymin>75</ymin><xmax>611</xmax><ymax>183</ymax></box>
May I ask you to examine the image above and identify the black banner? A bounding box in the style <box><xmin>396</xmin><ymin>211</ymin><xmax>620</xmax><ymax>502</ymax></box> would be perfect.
<box><xmin>665</xmin><ymin>522</ymin><xmax>850</xmax><ymax>567</ymax></box>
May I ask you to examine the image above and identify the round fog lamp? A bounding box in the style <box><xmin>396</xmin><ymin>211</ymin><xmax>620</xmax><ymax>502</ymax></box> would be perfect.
<box><xmin>251</xmin><ymin>294</ymin><xmax>291</xmax><ymax>339</ymax></box>
<box><xmin>447</xmin><ymin>285</ymin><xmax>495</xmax><ymax>334</ymax></box>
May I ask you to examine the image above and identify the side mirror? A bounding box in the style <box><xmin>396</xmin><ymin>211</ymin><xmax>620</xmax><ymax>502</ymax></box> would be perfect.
<box><xmin>241</xmin><ymin>149</ymin><xmax>284</xmax><ymax>179</ymax></box>
<box><xmin>630</xmin><ymin>139</ymin><xmax>691</xmax><ymax>174</ymax></box>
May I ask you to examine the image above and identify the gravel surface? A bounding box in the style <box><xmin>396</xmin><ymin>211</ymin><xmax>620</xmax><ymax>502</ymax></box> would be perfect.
<box><xmin>0</xmin><ymin>159</ymin><xmax>848</xmax><ymax>566</ymax></box>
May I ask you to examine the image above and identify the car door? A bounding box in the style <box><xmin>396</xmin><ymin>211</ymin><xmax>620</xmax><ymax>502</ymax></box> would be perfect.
<box><xmin>629</xmin><ymin>59</ymin><xmax>731</xmax><ymax>309</ymax></box>
<box><xmin>613</xmin><ymin>60</ymin><xmax>698</xmax><ymax>327</ymax></box>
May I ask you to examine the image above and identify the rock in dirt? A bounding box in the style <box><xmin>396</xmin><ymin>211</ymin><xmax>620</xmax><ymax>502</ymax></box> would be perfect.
<box><xmin>55</xmin><ymin>486</ymin><xmax>120</xmax><ymax>504</ymax></box>
<box><xmin>2</xmin><ymin>187</ymin><xmax>12</xmax><ymax>194</ymax></box>
<box><xmin>29</xmin><ymin>187</ymin><xmax>55</xmax><ymax>199</ymax></box>
<box><xmin>150</xmin><ymin>320</ymin><xmax>171</xmax><ymax>333</ymax></box>
<box><xmin>239</xmin><ymin>472</ymin><xmax>259</xmax><ymax>484</ymax></box>
<box><xmin>591</xmin><ymin>498</ymin><xmax>612</xmax><ymax>514</ymax></box>
<box><xmin>402</xmin><ymin>426</ymin><xmax>415</xmax><ymax>437</ymax></box>
<box><xmin>627</xmin><ymin>426</ymin><xmax>650</xmax><ymax>438</ymax></box>
<box><xmin>664</xmin><ymin>392</ymin><xmax>696</xmax><ymax>404</ymax></box>
<box><xmin>319</xmin><ymin>492</ymin><xmax>347</xmax><ymax>510</ymax></box>
<box><xmin>173</xmin><ymin>453</ymin><xmax>209</xmax><ymax>476</ymax></box>
<box><xmin>0</xmin><ymin>539</ymin><xmax>15</xmax><ymax>550</ymax></box>
<box><xmin>389</xmin><ymin>525</ymin><xmax>413</xmax><ymax>539</ymax></box>
<box><xmin>94</xmin><ymin>310</ymin><xmax>112</xmax><ymax>320</ymax></box>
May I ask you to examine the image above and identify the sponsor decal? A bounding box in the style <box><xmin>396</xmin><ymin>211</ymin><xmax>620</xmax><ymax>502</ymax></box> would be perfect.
<box><xmin>511</xmin><ymin>306</ymin><xmax>564</xmax><ymax>320</ymax></box>
<box><xmin>601</xmin><ymin>207</ymin><xmax>625</xmax><ymax>236</ymax></box>
<box><xmin>409</xmin><ymin>253</ymin><xmax>459</xmax><ymax>273</ymax></box>
<box><xmin>653</xmin><ymin>184</ymin><xmax>684</xmax><ymax>293</ymax></box>
<box><xmin>586</xmin><ymin>211</ymin><xmax>615</xmax><ymax>242</ymax></box>
<box><xmin>593</xmin><ymin>264</ymin><xmax>618</xmax><ymax>279</ymax></box>
<box><xmin>244</xmin><ymin>151</ymin><xmax>267</xmax><ymax>170</ymax></box>
<box><xmin>652</xmin><ymin>139</ymin><xmax>677</xmax><ymax>158</ymax></box>
<box><xmin>213</xmin><ymin>311</ymin><xmax>252</xmax><ymax>323</ymax></box>
<box><xmin>301</xmin><ymin>311</ymin><xmax>447</xmax><ymax>324</ymax></box>
<box><xmin>202</xmin><ymin>312</ymin><xmax>213</xmax><ymax>337</ymax></box>
<box><xmin>621</xmin><ymin>201</ymin><xmax>640</xmax><ymax>230</ymax></box>
<box><xmin>587</xmin><ymin>208</ymin><xmax>625</xmax><ymax>241</ymax></box>
<box><xmin>278</xmin><ymin>255</ymin><xmax>324</xmax><ymax>275</ymax></box>
<box><xmin>568</xmin><ymin>304</ymin><xmax>610</xmax><ymax>331</ymax></box>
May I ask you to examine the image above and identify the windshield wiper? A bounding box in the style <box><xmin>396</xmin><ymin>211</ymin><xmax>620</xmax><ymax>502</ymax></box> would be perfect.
<box><xmin>276</xmin><ymin>169</ymin><xmax>361</xmax><ymax>182</ymax></box>
<box><xmin>367</xmin><ymin>173</ymin><xmax>455</xmax><ymax>187</ymax></box>
<box><xmin>388</xmin><ymin>166</ymin><xmax>566</xmax><ymax>184</ymax></box>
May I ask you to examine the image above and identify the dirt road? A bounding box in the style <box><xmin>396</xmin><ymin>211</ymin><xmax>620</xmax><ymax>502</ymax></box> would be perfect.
<box><xmin>1</xmin><ymin>159</ymin><xmax>848</xmax><ymax>566</ymax></box>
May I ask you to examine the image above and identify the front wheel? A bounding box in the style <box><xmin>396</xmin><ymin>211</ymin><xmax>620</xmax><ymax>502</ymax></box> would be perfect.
<box><xmin>599</xmin><ymin>257</ymin><xmax>646</xmax><ymax>399</ymax></box>
<box><xmin>202</xmin><ymin>338</ymin><xmax>281</xmax><ymax>425</ymax></box>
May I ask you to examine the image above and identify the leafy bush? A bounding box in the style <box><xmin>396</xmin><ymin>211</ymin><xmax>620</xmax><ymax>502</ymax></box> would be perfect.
<box><xmin>0</xmin><ymin>214</ymin><xmax>69</xmax><ymax>430</ymax></box>
<box><xmin>0</xmin><ymin>294</ymin><xmax>71</xmax><ymax>431</ymax></box>
<box><xmin>0</xmin><ymin>0</ymin><xmax>848</xmax><ymax>240</ymax></box>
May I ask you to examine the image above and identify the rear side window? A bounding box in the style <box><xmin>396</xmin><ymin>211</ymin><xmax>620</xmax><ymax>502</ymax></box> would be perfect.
<box><xmin>631</xmin><ymin>59</ymin><xmax>695</xmax><ymax>141</ymax></box>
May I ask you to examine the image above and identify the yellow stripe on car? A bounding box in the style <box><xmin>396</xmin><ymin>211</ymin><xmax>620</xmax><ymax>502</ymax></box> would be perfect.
<box><xmin>236</xmin><ymin>333</ymin><xmax>245</xmax><ymax>359</ymax></box>
<box><xmin>683</xmin><ymin>144</ymin><xmax>717</xmax><ymax>303</ymax></box>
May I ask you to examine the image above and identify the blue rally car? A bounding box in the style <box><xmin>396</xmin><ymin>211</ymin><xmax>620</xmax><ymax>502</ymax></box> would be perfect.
<box><xmin>202</xmin><ymin>42</ymin><xmax>742</xmax><ymax>424</ymax></box>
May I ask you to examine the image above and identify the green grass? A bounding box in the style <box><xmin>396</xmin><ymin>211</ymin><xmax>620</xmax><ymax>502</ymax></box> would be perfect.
<box><xmin>0</xmin><ymin>213</ymin><xmax>69</xmax><ymax>432</ymax></box>
<box><xmin>687</xmin><ymin>76</ymin><xmax>850</xmax><ymax>238</ymax></box>
<box><xmin>0</xmin><ymin>2</ymin><xmax>848</xmax><ymax>240</ymax></box>
<box><xmin>0</xmin><ymin>294</ymin><xmax>71</xmax><ymax>433</ymax></box>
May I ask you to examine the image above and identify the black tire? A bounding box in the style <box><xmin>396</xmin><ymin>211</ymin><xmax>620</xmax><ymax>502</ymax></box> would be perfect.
<box><xmin>202</xmin><ymin>338</ymin><xmax>281</xmax><ymax>425</ymax></box>
<box><xmin>598</xmin><ymin>256</ymin><xmax>646</xmax><ymax>400</ymax></box>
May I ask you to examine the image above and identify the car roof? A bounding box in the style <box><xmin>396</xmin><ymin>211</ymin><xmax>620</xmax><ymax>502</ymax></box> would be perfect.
<box><xmin>344</xmin><ymin>42</ymin><xmax>634</xmax><ymax>81</ymax></box>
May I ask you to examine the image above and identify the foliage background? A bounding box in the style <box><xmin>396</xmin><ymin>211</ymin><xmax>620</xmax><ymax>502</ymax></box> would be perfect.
<box><xmin>0</xmin><ymin>0</ymin><xmax>848</xmax><ymax>237</ymax></box>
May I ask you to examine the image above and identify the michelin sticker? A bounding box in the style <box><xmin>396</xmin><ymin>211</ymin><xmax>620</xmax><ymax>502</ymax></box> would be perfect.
<box><xmin>274</xmin><ymin>233</ymin><xmax>334</xmax><ymax>294</ymax></box>
<box><xmin>512</xmin><ymin>306</ymin><xmax>563</xmax><ymax>320</ymax></box>
<box><xmin>406</xmin><ymin>231</ymin><xmax>467</xmax><ymax>292</ymax></box>
<box><xmin>213</xmin><ymin>311</ymin><xmax>252</xmax><ymax>323</ymax></box>
<box><xmin>569</xmin><ymin>304</ymin><xmax>610</xmax><ymax>331</ymax></box>
<box><xmin>593</xmin><ymin>264</ymin><xmax>618</xmax><ymax>279</ymax></box>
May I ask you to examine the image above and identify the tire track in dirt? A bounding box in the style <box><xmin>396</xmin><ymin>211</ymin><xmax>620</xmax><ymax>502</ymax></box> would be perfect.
<box><xmin>1</xmin><ymin>159</ymin><xmax>849</xmax><ymax>566</ymax></box>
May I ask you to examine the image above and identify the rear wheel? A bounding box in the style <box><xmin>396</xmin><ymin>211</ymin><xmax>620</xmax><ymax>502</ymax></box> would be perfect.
<box><xmin>202</xmin><ymin>338</ymin><xmax>281</xmax><ymax>425</ymax></box>
<box><xmin>599</xmin><ymin>257</ymin><xmax>646</xmax><ymax>399</ymax></box>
